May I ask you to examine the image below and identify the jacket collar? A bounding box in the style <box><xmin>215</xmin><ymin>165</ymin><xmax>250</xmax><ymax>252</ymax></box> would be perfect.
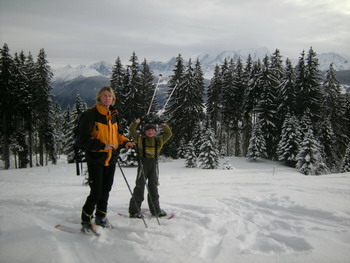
<box><xmin>95</xmin><ymin>104</ymin><xmax>110</xmax><ymax>115</ymax></box>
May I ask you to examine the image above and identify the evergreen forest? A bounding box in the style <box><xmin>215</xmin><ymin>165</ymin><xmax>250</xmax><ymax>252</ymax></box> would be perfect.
<box><xmin>1</xmin><ymin>43</ymin><xmax>350</xmax><ymax>174</ymax></box>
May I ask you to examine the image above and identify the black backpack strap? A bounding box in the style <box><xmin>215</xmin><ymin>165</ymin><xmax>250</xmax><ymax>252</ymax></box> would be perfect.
<box><xmin>154</xmin><ymin>137</ymin><xmax>158</xmax><ymax>159</ymax></box>
<box><xmin>142</xmin><ymin>137</ymin><xmax>146</xmax><ymax>158</ymax></box>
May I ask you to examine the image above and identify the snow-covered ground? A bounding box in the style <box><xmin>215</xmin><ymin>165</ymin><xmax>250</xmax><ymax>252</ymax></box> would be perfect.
<box><xmin>0</xmin><ymin>157</ymin><xmax>349</xmax><ymax>263</ymax></box>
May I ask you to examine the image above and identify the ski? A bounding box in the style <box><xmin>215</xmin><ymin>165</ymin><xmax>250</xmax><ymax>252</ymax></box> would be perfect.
<box><xmin>65</xmin><ymin>218</ymin><xmax>114</xmax><ymax>229</ymax></box>
<box><xmin>117</xmin><ymin>211</ymin><xmax>175</xmax><ymax>220</ymax></box>
<box><xmin>55</xmin><ymin>224</ymin><xmax>100</xmax><ymax>237</ymax></box>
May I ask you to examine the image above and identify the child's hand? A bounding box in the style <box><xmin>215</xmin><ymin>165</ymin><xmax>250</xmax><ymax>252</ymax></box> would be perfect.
<box><xmin>125</xmin><ymin>142</ymin><xmax>136</xmax><ymax>149</ymax></box>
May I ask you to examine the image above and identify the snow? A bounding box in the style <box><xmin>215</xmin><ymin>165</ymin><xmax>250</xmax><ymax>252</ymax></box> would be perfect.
<box><xmin>1</xmin><ymin>157</ymin><xmax>350</xmax><ymax>263</ymax></box>
<box><xmin>52</xmin><ymin>64</ymin><xmax>103</xmax><ymax>82</ymax></box>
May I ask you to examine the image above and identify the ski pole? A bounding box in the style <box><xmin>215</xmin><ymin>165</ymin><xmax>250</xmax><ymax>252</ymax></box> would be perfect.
<box><xmin>147</xmin><ymin>74</ymin><xmax>162</xmax><ymax>115</ymax></box>
<box><xmin>117</xmin><ymin>159</ymin><xmax>148</xmax><ymax>228</ymax></box>
<box><xmin>158</xmin><ymin>80</ymin><xmax>179</xmax><ymax>116</ymax></box>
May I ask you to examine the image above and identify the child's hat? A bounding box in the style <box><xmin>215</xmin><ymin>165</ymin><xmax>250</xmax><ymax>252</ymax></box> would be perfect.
<box><xmin>144</xmin><ymin>123</ymin><xmax>157</xmax><ymax>131</ymax></box>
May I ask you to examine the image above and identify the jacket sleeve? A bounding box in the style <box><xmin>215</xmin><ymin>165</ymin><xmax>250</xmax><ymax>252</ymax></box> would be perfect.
<box><xmin>77</xmin><ymin>111</ymin><xmax>105</xmax><ymax>151</ymax></box>
<box><xmin>161</xmin><ymin>124</ymin><xmax>172</xmax><ymax>144</ymax></box>
<box><xmin>117</xmin><ymin>133</ymin><xmax>130</xmax><ymax>145</ymax></box>
<box><xmin>129</xmin><ymin>121</ymin><xmax>140</xmax><ymax>142</ymax></box>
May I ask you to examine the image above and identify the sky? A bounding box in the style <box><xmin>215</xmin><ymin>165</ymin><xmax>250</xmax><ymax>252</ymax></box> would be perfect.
<box><xmin>1</xmin><ymin>0</ymin><xmax>350</xmax><ymax>68</ymax></box>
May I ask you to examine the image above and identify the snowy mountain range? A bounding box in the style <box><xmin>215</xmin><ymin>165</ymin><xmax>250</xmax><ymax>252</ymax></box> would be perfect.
<box><xmin>53</xmin><ymin>61</ymin><xmax>113</xmax><ymax>82</ymax></box>
<box><xmin>51</xmin><ymin>49</ymin><xmax>350</xmax><ymax>109</ymax></box>
<box><xmin>52</xmin><ymin>48</ymin><xmax>350</xmax><ymax>82</ymax></box>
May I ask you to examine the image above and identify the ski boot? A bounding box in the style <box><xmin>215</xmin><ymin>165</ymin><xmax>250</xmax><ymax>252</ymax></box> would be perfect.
<box><xmin>153</xmin><ymin>209</ymin><xmax>167</xmax><ymax>217</ymax></box>
<box><xmin>95</xmin><ymin>216</ymin><xmax>112</xmax><ymax>228</ymax></box>
<box><xmin>130</xmin><ymin>212</ymin><xmax>144</xmax><ymax>219</ymax></box>
<box><xmin>81</xmin><ymin>221</ymin><xmax>98</xmax><ymax>235</ymax></box>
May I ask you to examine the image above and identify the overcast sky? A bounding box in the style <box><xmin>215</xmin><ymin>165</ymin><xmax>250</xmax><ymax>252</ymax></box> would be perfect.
<box><xmin>1</xmin><ymin>0</ymin><xmax>349</xmax><ymax>68</ymax></box>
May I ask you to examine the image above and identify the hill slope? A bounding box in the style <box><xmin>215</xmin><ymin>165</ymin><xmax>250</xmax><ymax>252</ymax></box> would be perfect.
<box><xmin>1</xmin><ymin>157</ymin><xmax>349</xmax><ymax>263</ymax></box>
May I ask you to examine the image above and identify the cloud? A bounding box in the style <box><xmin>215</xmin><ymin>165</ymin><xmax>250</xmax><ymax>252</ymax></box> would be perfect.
<box><xmin>1</xmin><ymin>0</ymin><xmax>349</xmax><ymax>67</ymax></box>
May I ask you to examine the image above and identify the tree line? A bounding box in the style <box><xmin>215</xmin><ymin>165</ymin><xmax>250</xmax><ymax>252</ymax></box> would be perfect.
<box><xmin>1</xmin><ymin>43</ymin><xmax>350</xmax><ymax>174</ymax></box>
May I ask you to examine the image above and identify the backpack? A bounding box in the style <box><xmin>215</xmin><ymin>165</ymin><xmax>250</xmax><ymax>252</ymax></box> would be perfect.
<box><xmin>74</xmin><ymin>107</ymin><xmax>97</xmax><ymax>175</ymax></box>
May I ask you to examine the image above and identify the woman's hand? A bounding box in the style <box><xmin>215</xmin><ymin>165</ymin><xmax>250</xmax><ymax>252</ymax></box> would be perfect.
<box><xmin>104</xmin><ymin>144</ymin><xmax>115</xmax><ymax>150</ymax></box>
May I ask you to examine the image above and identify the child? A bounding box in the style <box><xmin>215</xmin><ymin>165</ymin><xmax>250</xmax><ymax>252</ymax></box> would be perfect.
<box><xmin>128</xmin><ymin>118</ymin><xmax>172</xmax><ymax>218</ymax></box>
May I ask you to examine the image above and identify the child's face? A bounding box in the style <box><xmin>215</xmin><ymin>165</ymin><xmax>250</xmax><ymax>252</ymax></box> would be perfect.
<box><xmin>145</xmin><ymin>128</ymin><xmax>156</xmax><ymax>138</ymax></box>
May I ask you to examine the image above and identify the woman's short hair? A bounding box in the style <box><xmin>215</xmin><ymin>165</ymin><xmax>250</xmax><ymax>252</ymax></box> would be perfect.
<box><xmin>96</xmin><ymin>86</ymin><xmax>116</xmax><ymax>106</ymax></box>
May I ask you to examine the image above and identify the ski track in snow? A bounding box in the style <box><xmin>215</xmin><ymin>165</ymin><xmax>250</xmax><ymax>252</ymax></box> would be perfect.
<box><xmin>0</xmin><ymin>157</ymin><xmax>350</xmax><ymax>263</ymax></box>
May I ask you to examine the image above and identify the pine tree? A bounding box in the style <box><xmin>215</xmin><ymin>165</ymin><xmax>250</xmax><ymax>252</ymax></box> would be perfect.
<box><xmin>35</xmin><ymin>48</ymin><xmax>53</xmax><ymax>166</ymax></box>
<box><xmin>232</xmin><ymin>58</ymin><xmax>245</xmax><ymax>156</ymax></box>
<box><xmin>62</xmin><ymin>106</ymin><xmax>72</xmax><ymax>155</ymax></box>
<box><xmin>223</xmin><ymin>158</ymin><xmax>233</xmax><ymax>170</ymax></box>
<box><xmin>318</xmin><ymin>117</ymin><xmax>338</xmax><ymax>171</ymax></box>
<box><xmin>255</xmin><ymin>55</ymin><xmax>279</xmax><ymax>159</ymax></box>
<box><xmin>221</xmin><ymin>58</ymin><xmax>244</xmax><ymax>156</ymax></box>
<box><xmin>177</xmin><ymin>138</ymin><xmax>187</xmax><ymax>158</ymax></box>
<box><xmin>206</xmin><ymin>64</ymin><xmax>222</xmax><ymax>133</ymax></box>
<box><xmin>221</xmin><ymin>58</ymin><xmax>235</xmax><ymax>155</ymax></box>
<box><xmin>123</xmin><ymin>52</ymin><xmax>143</xmax><ymax>125</ymax></box>
<box><xmin>10</xmin><ymin>127</ymin><xmax>28</xmax><ymax>169</ymax></box>
<box><xmin>321</xmin><ymin>63</ymin><xmax>348</xmax><ymax>166</ymax></box>
<box><xmin>241</xmin><ymin>54</ymin><xmax>254</xmax><ymax>156</ymax></box>
<box><xmin>244</xmin><ymin>59</ymin><xmax>262</xmax><ymax>125</ymax></box>
<box><xmin>110</xmin><ymin>56</ymin><xmax>125</xmax><ymax>113</ymax></box>
<box><xmin>140</xmin><ymin>58</ymin><xmax>156</xmax><ymax>115</ymax></box>
<box><xmin>342</xmin><ymin>94</ymin><xmax>350</xmax><ymax>144</ymax></box>
<box><xmin>295</xmin><ymin>48</ymin><xmax>322</xmax><ymax>123</ymax></box>
<box><xmin>44</xmin><ymin>102</ymin><xmax>58</xmax><ymax>165</ymax></box>
<box><xmin>276</xmin><ymin>113</ymin><xmax>301</xmax><ymax>167</ymax></box>
<box><xmin>163</xmin><ymin>54</ymin><xmax>185</xmax><ymax>158</ymax></box>
<box><xmin>164</xmin><ymin>56</ymin><xmax>204</xmax><ymax>156</ymax></box>
<box><xmin>295</xmin><ymin>50</ymin><xmax>307</xmax><ymax>118</ymax></box>
<box><xmin>192</xmin><ymin>123</ymin><xmax>204</xmax><ymax>156</ymax></box>
<box><xmin>0</xmin><ymin>43</ymin><xmax>16</xmax><ymax>169</ymax></box>
<box><xmin>299</xmin><ymin>110</ymin><xmax>314</xmax><ymax>142</ymax></box>
<box><xmin>52</xmin><ymin>102</ymin><xmax>64</xmax><ymax>157</ymax></box>
<box><xmin>24</xmin><ymin>53</ymin><xmax>38</xmax><ymax>167</ymax></box>
<box><xmin>66</xmin><ymin>95</ymin><xmax>87</xmax><ymax>163</ymax></box>
<box><xmin>246</xmin><ymin>120</ymin><xmax>267</xmax><ymax>161</ymax></box>
<box><xmin>270</xmin><ymin>49</ymin><xmax>285</xmax><ymax>138</ymax></box>
<box><xmin>11</xmin><ymin>52</ymin><xmax>30</xmax><ymax>168</ymax></box>
<box><xmin>193</xmin><ymin>59</ymin><xmax>205</xmax><ymax>105</ymax></box>
<box><xmin>296</xmin><ymin>128</ymin><xmax>329</xmax><ymax>175</ymax></box>
<box><xmin>185</xmin><ymin>141</ymin><xmax>197</xmax><ymax>168</ymax></box>
<box><xmin>340</xmin><ymin>143</ymin><xmax>350</xmax><ymax>172</ymax></box>
<box><xmin>119</xmin><ymin>147</ymin><xmax>138</xmax><ymax>167</ymax></box>
<box><xmin>198</xmin><ymin>128</ymin><xmax>219</xmax><ymax>169</ymax></box>
<box><xmin>277</xmin><ymin>58</ymin><xmax>297</xmax><ymax>120</ymax></box>
<box><xmin>216</xmin><ymin>58</ymin><xmax>230</xmax><ymax>153</ymax></box>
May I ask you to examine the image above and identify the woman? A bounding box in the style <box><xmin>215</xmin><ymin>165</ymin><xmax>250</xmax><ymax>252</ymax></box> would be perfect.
<box><xmin>77</xmin><ymin>86</ymin><xmax>135</xmax><ymax>232</ymax></box>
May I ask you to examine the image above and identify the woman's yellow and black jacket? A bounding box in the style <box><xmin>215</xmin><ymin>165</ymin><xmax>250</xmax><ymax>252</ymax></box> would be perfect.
<box><xmin>77</xmin><ymin>104</ymin><xmax>130</xmax><ymax>166</ymax></box>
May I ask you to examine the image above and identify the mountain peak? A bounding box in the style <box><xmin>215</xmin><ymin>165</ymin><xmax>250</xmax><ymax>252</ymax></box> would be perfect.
<box><xmin>52</xmin><ymin>49</ymin><xmax>350</xmax><ymax>82</ymax></box>
<box><xmin>88</xmin><ymin>61</ymin><xmax>113</xmax><ymax>76</ymax></box>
